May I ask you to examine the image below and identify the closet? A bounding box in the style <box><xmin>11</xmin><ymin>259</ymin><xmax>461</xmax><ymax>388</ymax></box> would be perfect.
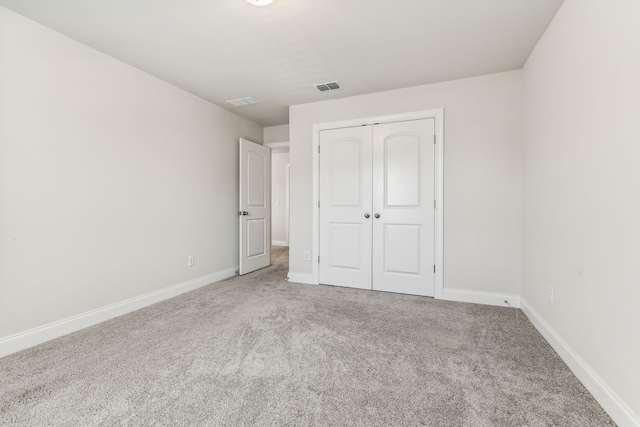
<box><xmin>318</xmin><ymin>118</ymin><xmax>436</xmax><ymax>296</ymax></box>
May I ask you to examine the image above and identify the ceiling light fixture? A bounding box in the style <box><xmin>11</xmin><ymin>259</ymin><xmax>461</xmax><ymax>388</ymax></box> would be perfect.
<box><xmin>246</xmin><ymin>0</ymin><xmax>273</xmax><ymax>6</ymax></box>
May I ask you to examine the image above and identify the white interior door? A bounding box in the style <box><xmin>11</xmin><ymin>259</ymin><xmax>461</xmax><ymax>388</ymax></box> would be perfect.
<box><xmin>319</xmin><ymin>127</ymin><xmax>372</xmax><ymax>289</ymax></box>
<box><xmin>318</xmin><ymin>119</ymin><xmax>435</xmax><ymax>296</ymax></box>
<box><xmin>372</xmin><ymin>119</ymin><xmax>435</xmax><ymax>296</ymax></box>
<box><xmin>239</xmin><ymin>138</ymin><xmax>271</xmax><ymax>275</ymax></box>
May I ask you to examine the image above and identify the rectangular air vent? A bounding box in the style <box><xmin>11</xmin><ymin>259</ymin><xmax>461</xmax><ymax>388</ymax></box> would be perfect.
<box><xmin>226</xmin><ymin>97</ymin><xmax>259</xmax><ymax>107</ymax></box>
<box><xmin>314</xmin><ymin>81</ymin><xmax>341</xmax><ymax>92</ymax></box>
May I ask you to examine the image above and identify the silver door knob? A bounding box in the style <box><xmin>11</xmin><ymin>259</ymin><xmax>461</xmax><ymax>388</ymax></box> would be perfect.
<box><xmin>364</xmin><ymin>213</ymin><xmax>370</xmax><ymax>218</ymax></box>
<box><xmin>374</xmin><ymin>213</ymin><xmax>380</xmax><ymax>219</ymax></box>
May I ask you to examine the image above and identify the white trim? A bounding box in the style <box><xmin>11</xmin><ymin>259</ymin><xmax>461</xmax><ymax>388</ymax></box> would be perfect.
<box><xmin>286</xmin><ymin>272</ymin><xmax>315</xmax><ymax>285</ymax></box>
<box><xmin>433</xmin><ymin>109</ymin><xmax>445</xmax><ymax>299</ymax></box>
<box><xmin>311</xmin><ymin>109</ymin><xmax>445</xmax><ymax>298</ymax></box>
<box><xmin>443</xmin><ymin>288</ymin><xmax>521</xmax><ymax>308</ymax></box>
<box><xmin>521</xmin><ymin>299</ymin><xmax>640</xmax><ymax>427</ymax></box>
<box><xmin>265</xmin><ymin>141</ymin><xmax>289</xmax><ymax>150</ymax></box>
<box><xmin>272</xmin><ymin>240</ymin><xmax>289</xmax><ymax>247</ymax></box>
<box><xmin>0</xmin><ymin>267</ymin><xmax>238</xmax><ymax>359</ymax></box>
<box><xmin>285</xmin><ymin>163</ymin><xmax>290</xmax><ymax>246</ymax></box>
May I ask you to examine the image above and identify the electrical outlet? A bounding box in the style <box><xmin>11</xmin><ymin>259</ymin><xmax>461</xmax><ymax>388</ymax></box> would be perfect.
<box><xmin>188</xmin><ymin>255</ymin><xmax>195</xmax><ymax>267</ymax></box>
<box><xmin>548</xmin><ymin>286</ymin><xmax>554</xmax><ymax>304</ymax></box>
<box><xmin>304</xmin><ymin>251</ymin><xmax>310</xmax><ymax>261</ymax></box>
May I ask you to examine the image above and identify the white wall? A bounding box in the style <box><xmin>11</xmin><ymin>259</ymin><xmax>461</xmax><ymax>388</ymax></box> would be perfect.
<box><xmin>289</xmin><ymin>71</ymin><xmax>523</xmax><ymax>297</ymax></box>
<box><xmin>271</xmin><ymin>152</ymin><xmax>289</xmax><ymax>245</ymax></box>
<box><xmin>0</xmin><ymin>7</ymin><xmax>262</xmax><ymax>342</ymax></box>
<box><xmin>264</xmin><ymin>124</ymin><xmax>289</xmax><ymax>144</ymax></box>
<box><xmin>522</xmin><ymin>0</ymin><xmax>640</xmax><ymax>423</ymax></box>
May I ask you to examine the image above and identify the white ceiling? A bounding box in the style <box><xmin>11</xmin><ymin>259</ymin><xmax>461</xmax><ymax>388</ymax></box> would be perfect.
<box><xmin>0</xmin><ymin>0</ymin><xmax>564</xmax><ymax>127</ymax></box>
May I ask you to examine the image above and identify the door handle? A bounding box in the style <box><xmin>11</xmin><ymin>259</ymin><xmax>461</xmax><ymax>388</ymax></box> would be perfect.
<box><xmin>238</xmin><ymin>211</ymin><xmax>249</xmax><ymax>216</ymax></box>
<box><xmin>374</xmin><ymin>213</ymin><xmax>380</xmax><ymax>219</ymax></box>
<box><xmin>364</xmin><ymin>213</ymin><xmax>370</xmax><ymax>218</ymax></box>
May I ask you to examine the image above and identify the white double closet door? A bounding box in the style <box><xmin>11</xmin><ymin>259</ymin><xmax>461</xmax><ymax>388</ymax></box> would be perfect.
<box><xmin>319</xmin><ymin>118</ymin><xmax>435</xmax><ymax>296</ymax></box>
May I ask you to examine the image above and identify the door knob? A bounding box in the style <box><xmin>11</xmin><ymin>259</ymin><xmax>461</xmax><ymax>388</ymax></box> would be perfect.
<box><xmin>364</xmin><ymin>213</ymin><xmax>370</xmax><ymax>218</ymax></box>
<box><xmin>374</xmin><ymin>213</ymin><xmax>380</xmax><ymax>219</ymax></box>
<box><xmin>243</xmin><ymin>211</ymin><xmax>249</xmax><ymax>216</ymax></box>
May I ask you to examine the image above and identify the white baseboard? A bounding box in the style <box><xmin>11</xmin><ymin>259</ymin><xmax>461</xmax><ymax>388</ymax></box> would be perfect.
<box><xmin>442</xmin><ymin>288</ymin><xmax>521</xmax><ymax>308</ymax></box>
<box><xmin>272</xmin><ymin>241</ymin><xmax>289</xmax><ymax>247</ymax></box>
<box><xmin>521</xmin><ymin>299</ymin><xmax>640</xmax><ymax>427</ymax></box>
<box><xmin>0</xmin><ymin>267</ymin><xmax>238</xmax><ymax>359</ymax></box>
<box><xmin>286</xmin><ymin>272</ymin><xmax>315</xmax><ymax>285</ymax></box>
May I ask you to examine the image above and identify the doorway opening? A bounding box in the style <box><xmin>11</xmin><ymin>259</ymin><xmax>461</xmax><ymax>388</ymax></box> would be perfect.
<box><xmin>267</xmin><ymin>142</ymin><xmax>290</xmax><ymax>271</ymax></box>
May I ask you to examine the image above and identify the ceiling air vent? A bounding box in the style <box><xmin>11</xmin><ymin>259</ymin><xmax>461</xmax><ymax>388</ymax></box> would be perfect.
<box><xmin>226</xmin><ymin>97</ymin><xmax>259</xmax><ymax>107</ymax></box>
<box><xmin>314</xmin><ymin>81</ymin><xmax>341</xmax><ymax>92</ymax></box>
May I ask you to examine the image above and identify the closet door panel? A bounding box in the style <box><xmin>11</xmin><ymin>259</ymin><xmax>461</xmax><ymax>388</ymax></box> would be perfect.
<box><xmin>319</xmin><ymin>127</ymin><xmax>372</xmax><ymax>289</ymax></box>
<box><xmin>385</xmin><ymin>136</ymin><xmax>421</xmax><ymax>207</ymax></box>
<box><xmin>372</xmin><ymin>119</ymin><xmax>435</xmax><ymax>296</ymax></box>
<box><xmin>383</xmin><ymin>224</ymin><xmax>421</xmax><ymax>275</ymax></box>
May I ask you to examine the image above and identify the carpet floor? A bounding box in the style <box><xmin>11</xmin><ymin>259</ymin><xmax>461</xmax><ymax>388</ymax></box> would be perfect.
<box><xmin>0</xmin><ymin>247</ymin><xmax>614</xmax><ymax>426</ymax></box>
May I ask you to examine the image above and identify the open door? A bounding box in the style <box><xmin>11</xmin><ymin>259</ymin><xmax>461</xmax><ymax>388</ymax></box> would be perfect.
<box><xmin>239</xmin><ymin>138</ymin><xmax>271</xmax><ymax>275</ymax></box>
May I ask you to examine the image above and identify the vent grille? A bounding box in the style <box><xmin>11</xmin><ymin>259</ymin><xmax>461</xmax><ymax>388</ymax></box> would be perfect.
<box><xmin>314</xmin><ymin>81</ymin><xmax>341</xmax><ymax>92</ymax></box>
<box><xmin>226</xmin><ymin>97</ymin><xmax>259</xmax><ymax>107</ymax></box>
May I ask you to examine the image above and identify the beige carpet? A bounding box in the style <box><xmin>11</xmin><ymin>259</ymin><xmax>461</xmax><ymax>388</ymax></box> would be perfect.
<box><xmin>0</xmin><ymin>247</ymin><xmax>614</xmax><ymax>426</ymax></box>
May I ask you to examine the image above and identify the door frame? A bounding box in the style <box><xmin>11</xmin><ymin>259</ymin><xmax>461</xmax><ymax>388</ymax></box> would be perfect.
<box><xmin>285</xmin><ymin>163</ymin><xmax>290</xmax><ymax>246</ymax></box>
<box><xmin>311</xmin><ymin>108</ymin><xmax>444</xmax><ymax>299</ymax></box>
<box><xmin>265</xmin><ymin>142</ymin><xmax>290</xmax><ymax>247</ymax></box>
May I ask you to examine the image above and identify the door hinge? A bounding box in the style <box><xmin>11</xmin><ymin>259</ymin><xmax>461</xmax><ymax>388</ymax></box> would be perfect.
<box><xmin>434</xmin><ymin>200</ymin><xmax>436</xmax><ymax>209</ymax></box>
<box><xmin>434</xmin><ymin>265</ymin><xmax>436</xmax><ymax>273</ymax></box>
<box><xmin>433</xmin><ymin>134</ymin><xmax>436</xmax><ymax>144</ymax></box>
<box><xmin>318</xmin><ymin>256</ymin><xmax>320</xmax><ymax>263</ymax></box>
<box><xmin>318</xmin><ymin>145</ymin><xmax>320</xmax><ymax>153</ymax></box>
<box><xmin>318</xmin><ymin>200</ymin><xmax>320</xmax><ymax>208</ymax></box>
